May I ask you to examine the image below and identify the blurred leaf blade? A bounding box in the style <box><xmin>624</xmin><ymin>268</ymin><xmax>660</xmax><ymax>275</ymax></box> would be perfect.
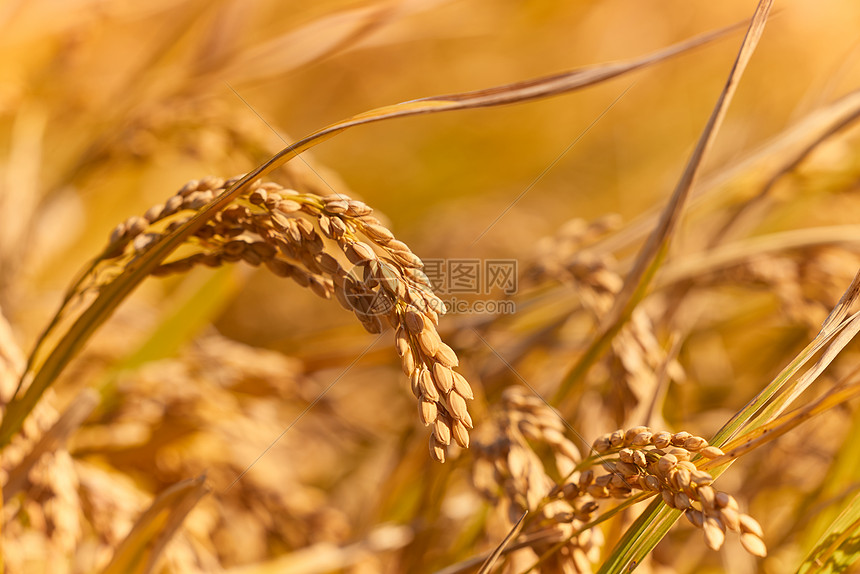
<box><xmin>2</xmin><ymin>388</ymin><xmax>99</xmax><ymax>499</ymax></box>
<box><xmin>478</xmin><ymin>510</ymin><xmax>527</xmax><ymax>574</ymax></box>
<box><xmin>102</xmin><ymin>265</ymin><xmax>240</xmax><ymax>378</ymax></box>
<box><xmin>101</xmin><ymin>475</ymin><xmax>208</xmax><ymax>574</ymax></box>
<box><xmin>798</xmin><ymin>408</ymin><xmax>860</xmax><ymax>556</ymax></box>
<box><xmin>797</xmin><ymin>491</ymin><xmax>860</xmax><ymax>574</ymax></box>
<box><xmin>596</xmin><ymin>86</ymin><xmax>860</xmax><ymax>258</ymax></box>
<box><xmin>224</xmin><ymin>524</ymin><xmax>413</xmax><ymax>574</ymax></box>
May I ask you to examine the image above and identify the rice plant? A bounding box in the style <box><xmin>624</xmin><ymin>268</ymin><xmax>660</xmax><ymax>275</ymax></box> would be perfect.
<box><xmin>2</xmin><ymin>1</ymin><xmax>860</xmax><ymax>573</ymax></box>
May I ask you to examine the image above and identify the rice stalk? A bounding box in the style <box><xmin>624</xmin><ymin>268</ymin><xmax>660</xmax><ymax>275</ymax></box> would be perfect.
<box><xmin>593</xmin><ymin>2</ymin><xmax>774</xmax><ymax>570</ymax></box>
<box><xmin>554</xmin><ymin>0</ymin><xmax>773</xmax><ymax>411</ymax></box>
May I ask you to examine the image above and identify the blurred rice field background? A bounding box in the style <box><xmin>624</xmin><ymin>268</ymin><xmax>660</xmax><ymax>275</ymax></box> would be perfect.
<box><xmin>2</xmin><ymin>1</ymin><xmax>860</xmax><ymax>573</ymax></box>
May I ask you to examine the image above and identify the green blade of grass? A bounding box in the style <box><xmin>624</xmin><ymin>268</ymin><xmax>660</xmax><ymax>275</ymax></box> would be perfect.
<box><xmin>596</xmin><ymin>500</ymin><xmax>682</xmax><ymax>574</ymax></box>
<box><xmin>0</xmin><ymin>22</ymin><xmax>743</xmax><ymax>449</ymax></box>
<box><xmin>797</xmin><ymin>407</ymin><xmax>860</xmax><ymax>556</ymax></box>
<box><xmin>709</xmin><ymin>270</ymin><xmax>860</xmax><ymax>451</ymax></box>
<box><xmin>747</xmin><ymin>312</ymin><xmax>860</xmax><ymax>428</ymax></box>
<box><xmin>797</xmin><ymin>491</ymin><xmax>860</xmax><ymax>574</ymax></box>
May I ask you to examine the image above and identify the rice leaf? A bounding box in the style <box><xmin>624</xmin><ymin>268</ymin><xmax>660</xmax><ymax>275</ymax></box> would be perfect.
<box><xmin>710</xmin><ymin>274</ymin><xmax>860</xmax><ymax>450</ymax></box>
<box><xmin>656</xmin><ymin>225</ymin><xmax>860</xmax><ymax>288</ymax></box>
<box><xmin>211</xmin><ymin>0</ymin><xmax>456</xmax><ymax>84</ymax></box>
<box><xmin>596</xmin><ymin>500</ymin><xmax>682</xmax><ymax>574</ymax></box>
<box><xmin>703</xmin><ymin>367</ymin><xmax>860</xmax><ymax>472</ymax></box>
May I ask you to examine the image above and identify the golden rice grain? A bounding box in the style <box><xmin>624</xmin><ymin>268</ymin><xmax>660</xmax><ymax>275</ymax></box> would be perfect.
<box><xmin>740</xmin><ymin>532</ymin><xmax>768</xmax><ymax>557</ymax></box>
